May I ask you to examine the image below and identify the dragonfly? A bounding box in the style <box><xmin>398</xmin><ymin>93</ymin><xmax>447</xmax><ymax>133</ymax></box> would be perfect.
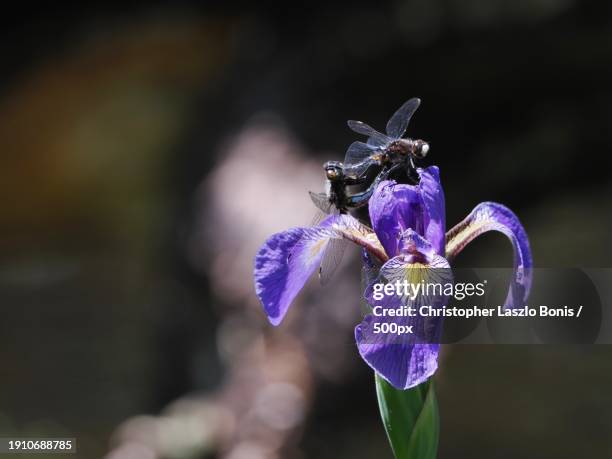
<box><xmin>309</xmin><ymin>160</ymin><xmax>386</xmax><ymax>214</ymax></box>
<box><xmin>344</xmin><ymin>97</ymin><xmax>430</xmax><ymax>181</ymax></box>
<box><xmin>307</xmin><ymin>160</ymin><xmax>399</xmax><ymax>285</ymax></box>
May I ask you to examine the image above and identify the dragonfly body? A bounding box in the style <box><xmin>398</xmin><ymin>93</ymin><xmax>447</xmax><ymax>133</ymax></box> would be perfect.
<box><xmin>387</xmin><ymin>138</ymin><xmax>429</xmax><ymax>160</ymax></box>
<box><xmin>311</xmin><ymin>160</ymin><xmax>393</xmax><ymax>215</ymax></box>
<box><xmin>323</xmin><ymin>161</ymin><xmax>363</xmax><ymax>213</ymax></box>
<box><xmin>344</xmin><ymin>98</ymin><xmax>429</xmax><ymax>181</ymax></box>
<box><xmin>307</xmin><ymin>159</ymin><xmax>396</xmax><ymax>284</ymax></box>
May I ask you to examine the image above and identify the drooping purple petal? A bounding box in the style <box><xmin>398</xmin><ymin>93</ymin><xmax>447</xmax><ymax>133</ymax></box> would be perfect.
<box><xmin>357</xmin><ymin>230</ymin><xmax>452</xmax><ymax>389</ymax></box>
<box><xmin>254</xmin><ymin>214</ymin><xmax>381</xmax><ymax>326</ymax></box>
<box><xmin>418</xmin><ymin>166</ymin><xmax>446</xmax><ymax>256</ymax></box>
<box><xmin>356</xmin><ymin>283</ymin><xmax>448</xmax><ymax>389</ymax></box>
<box><xmin>254</xmin><ymin>226</ymin><xmax>336</xmax><ymax>326</ymax></box>
<box><xmin>446</xmin><ymin>201</ymin><xmax>532</xmax><ymax>309</ymax></box>
<box><xmin>369</xmin><ymin>181</ymin><xmax>423</xmax><ymax>257</ymax></box>
<box><xmin>356</xmin><ymin>326</ymin><xmax>441</xmax><ymax>389</ymax></box>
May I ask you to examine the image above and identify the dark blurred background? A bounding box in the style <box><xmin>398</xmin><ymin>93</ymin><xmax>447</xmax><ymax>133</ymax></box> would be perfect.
<box><xmin>1</xmin><ymin>1</ymin><xmax>611</xmax><ymax>458</ymax></box>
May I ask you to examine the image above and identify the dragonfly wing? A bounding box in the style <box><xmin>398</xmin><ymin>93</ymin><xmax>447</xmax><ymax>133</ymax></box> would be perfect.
<box><xmin>344</xmin><ymin>141</ymin><xmax>377</xmax><ymax>175</ymax></box>
<box><xmin>360</xmin><ymin>249</ymin><xmax>381</xmax><ymax>313</ymax></box>
<box><xmin>311</xmin><ymin>210</ymin><xmax>328</xmax><ymax>226</ymax></box>
<box><xmin>348</xmin><ymin>120</ymin><xmax>391</xmax><ymax>147</ymax></box>
<box><xmin>367</xmin><ymin>134</ymin><xmax>391</xmax><ymax>147</ymax></box>
<box><xmin>309</xmin><ymin>191</ymin><xmax>334</xmax><ymax>214</ymax></box>
<box><xmin>319</xmin><ymin>237</ymin><xmax>349</xmax><ymax>285</ymax></box>
<box><xmin>385</xmin><ymin>97</ymin><xmax>421</xmax><ymax>139</ymax></box>
<box><xmin>348</xmin><ymin>120</ymin><xmax>379</xmax><ymax>137</ymax></box>
<box><xmin>343</xmin><ymin>159</ymin><xmax>379</xmax><ymax>183</ymax></box>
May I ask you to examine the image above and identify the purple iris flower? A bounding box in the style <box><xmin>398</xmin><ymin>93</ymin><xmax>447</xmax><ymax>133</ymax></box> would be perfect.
<box><xmin>254</xmin><ymin>166</ymin><xmax>532</xmax><ymax>389</ymax></box>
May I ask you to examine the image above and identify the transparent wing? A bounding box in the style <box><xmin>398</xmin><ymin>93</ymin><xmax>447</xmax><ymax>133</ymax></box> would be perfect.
<box><xmin>360</xmin><ymin>249</ymin><xmax>380</xmax><ymax>312</ymax></box>
<box><xmin>367</xmin><ymin>134</ymin><xmax>391</xmax><ymax>147</ymax></box>
<box><xmin>345</xmin><ymin>141</ymin><xmax>375</xmax><ymax>162</ymax></box>
<box><xmin>385</xmin><ymin>97</ymin><xmax>421</xmax><ymax>139</ymax></box>
<box><xmin>342</xmin><ymin>159</ymin><xmax>378</xmax><ymax>182</ymax></box>
<box><xmin>309</xmin><ymin>191</ymin><xmax>334</xmax><ymax>214</ymax></box>
<box><xmin>347</xmin><ymin>120</ymin><xmax>379</xmax><ymax>137</ymax></box>
<box><xmin>311</xmin><ymin>204</ymin><xmax>341</xmax><ymax>225</ymax></box>
<box><xmin>311</xmin><ymin>210</ymin><xmax>328</xmax><ymax>226</ymax></box>
<box><xmin>319</xmin><ymin>237</ymin><xmax>349</xmax><ymax>285</ymax></box>
<box><xmin>343</xmin><ymin>141</ymin><xmax>377</xmax><ymax>176</ymax></box>
<box><xmin>347</xmin><ymin>120</ymin><xmax>390</xmax><ymax>147</ymax></box>
<box><xmin>347</xmin><ymin>120</ymin><xmax>392</xmax><ymax>147</ymax></box>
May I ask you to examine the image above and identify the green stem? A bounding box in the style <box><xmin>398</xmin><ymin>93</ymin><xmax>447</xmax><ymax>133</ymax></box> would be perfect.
<box><xmin>376</xmin><ymin>374</ymin><xmax>440</xmax><ymax>458</ymax></box>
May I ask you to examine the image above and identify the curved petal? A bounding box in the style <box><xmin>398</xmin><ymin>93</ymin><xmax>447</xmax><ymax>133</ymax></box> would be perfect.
<box><xmin>369</xmin><ymin>181</ymin><xmax>423</xmax><ymax>257</ymax></box>
<box><xmin>254</xmin><ymin>226</ymin><xmax>334</xmax><ymax>325</ymax></box>
<box><xmin>418</xmin><ymin>166</ymin><xmax>446</xmax><ymax>256</ymax></box>
<box><xmin>356</xmin><ymin>328</ymin><xmax>440</xmax><ymax>390</ymax></box>
<box><xmin>254</xmin><ymin>214</ymin><xmax>381</xmax><ymax>326</ymax></box>
<box><xmin>357</xmin><ymin>230</ymin><xmax>452</xmax><ymax>389</ymax></box>
<box><xmin>445</xmin><ymin>202</ymin><xmax>532</xmax><ymax>309</ymax></box>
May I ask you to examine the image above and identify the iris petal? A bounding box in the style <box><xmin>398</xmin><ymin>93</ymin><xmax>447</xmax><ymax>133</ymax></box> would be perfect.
<box><xmin>357</xmin><ymin>230</ymin><xmax>452</xmax><ymax>389</ymax></box>
<box><xmin>254</xmin><ymin>226</ymin><xmax>334</xmax><ymax>325</ymax></box>
<box><xmin>446</xmin><ymin>201</ymin><xmax>532</xmax><ymax>309</ymax></box>
<box><xmin>418</xmin><ymin>166</ymin><xmax>446</xmax><ymax>256</ymax></box>
<box><xmin>369</xmin><ymin>167</ymin><xmax>446</xmax><ymax>258</ymax></box>
<box><xmin>254</xmin><ymin>214</ymin><xmax>380</xmax><ymax>326</ymax></box>
<box><xmin>369</xmin><ymin>181</ymin><xmax>423</xmax><ymax>257</ymax></box>
<box><xmin>355</xmin><ymin>330</ymin><xmax>441</xmax><ymax>390</ymax></box>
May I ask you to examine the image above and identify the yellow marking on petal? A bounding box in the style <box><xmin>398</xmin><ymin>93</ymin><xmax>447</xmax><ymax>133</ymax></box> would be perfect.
<box><xmin>364</xmin><ymin>234</ymin><xmax>385</xmax><ymax>254</ymax></box>
<box><xmin>404</xmin><ymin>263</ymin><xmax>429</xmax><ymax>284</ymax></box>
<box><xmin>338</xmin><ymin>227</ymin><xmax>388</xmax><ymax>262</ymax></box>
<box><xmin>446</xmin><ymin>220</ymin><xmax>489</xmax><ymax>260</ymax></box>
<box><xmin>308</xmin><ymin>238</ymin><xmax>328</xmax><ymax>261</ymax></box>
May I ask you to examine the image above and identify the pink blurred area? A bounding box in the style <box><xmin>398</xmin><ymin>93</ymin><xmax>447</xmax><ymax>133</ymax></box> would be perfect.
<box><xmin>104</xmin><ymin>119</ymin><xmax>376</xmax><ymax>458</ymax></box>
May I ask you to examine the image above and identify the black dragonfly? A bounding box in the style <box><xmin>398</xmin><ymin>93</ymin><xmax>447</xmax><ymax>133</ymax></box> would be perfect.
<box><xmin>307</xmin><ymin>160</ymin><xmax>399</xmax><ymax>284</ymax></box>
<box><xmin>344</xmin><ymin>97</ymin><xmax>430</xmax><ymax>182</ymax></box>
<box><xmin>308</xmin><ymin>160</ymin><xmax>392</xmax><ymax>215</ymax></box>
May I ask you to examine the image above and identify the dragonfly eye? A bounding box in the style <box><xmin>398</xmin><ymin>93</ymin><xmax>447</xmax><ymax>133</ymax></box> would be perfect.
<box><xmin>414</xmin><ymin>140</ymin><xmax>429</xmax><ymax>159</ymax></box>
<box><xmin>326</xmin><ymin>169</ymin><xmax>337</xmax><ymax>179</ymax></box>
<box><xmin>324</xmin><ymin>161</ymin><xmax>343</xmax><ymax>180</ymax></box>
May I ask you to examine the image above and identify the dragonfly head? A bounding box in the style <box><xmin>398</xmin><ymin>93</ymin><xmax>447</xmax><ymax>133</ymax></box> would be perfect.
<box><xmin>324</xmin><ymin>161</ymin><xmax>344</xmax><ymax>182</ymax></box>
<box><xmin>412</xmin><ymin>139</ymin><xmax>429</xmax><ymax>159</ymax></box>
